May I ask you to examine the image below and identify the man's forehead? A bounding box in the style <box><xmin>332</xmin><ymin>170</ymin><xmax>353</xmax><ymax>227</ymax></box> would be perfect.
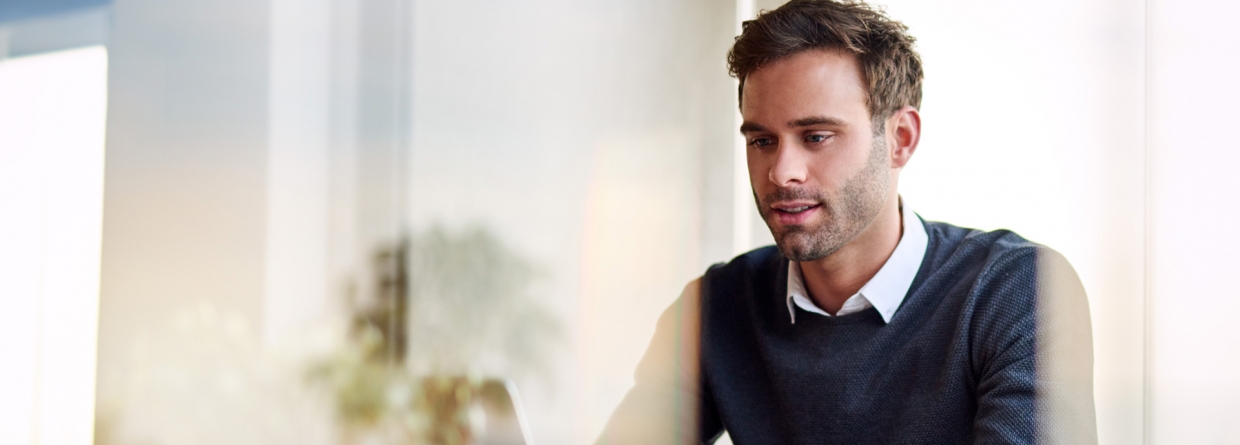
<box><xmin>740</xmin><ymin>49</ymin><xmax>869</xmax><ymax>126</ymax></box>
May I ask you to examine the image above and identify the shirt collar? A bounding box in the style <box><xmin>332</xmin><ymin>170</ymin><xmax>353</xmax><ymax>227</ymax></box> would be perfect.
<box><xmin>785</xmin><ymin>198</ymin><xmax>929</xmax><ymax>324</ymax></box>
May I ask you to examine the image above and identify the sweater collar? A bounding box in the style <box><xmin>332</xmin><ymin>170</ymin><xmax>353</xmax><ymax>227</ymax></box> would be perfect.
<box><xmin>785</xmin><ymin>198</ymin><xmax>929</xmax><ymax>324</ymax></box>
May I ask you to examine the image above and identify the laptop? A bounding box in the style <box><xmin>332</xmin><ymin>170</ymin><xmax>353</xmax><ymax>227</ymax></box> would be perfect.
<box><xmin>472</xmin><ymin>378</ymin><xmax>535</xmax><ymax>445</ymax></box>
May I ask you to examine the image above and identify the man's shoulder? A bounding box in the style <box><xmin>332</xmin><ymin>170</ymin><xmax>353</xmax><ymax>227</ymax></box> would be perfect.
<box><xmin>922</xmin><ymin>219</ymin><xmax>1058</xmax><ymax>274</ymax></box>
<box><xmin>921</xmin><ymin>219</ymin><xmax>1080</xmax><ymax>313</ymax></box>
<box><xmin>697</xmin><ymin>246</ymin><xmax>784</xmax><ymax>306</ymax></box>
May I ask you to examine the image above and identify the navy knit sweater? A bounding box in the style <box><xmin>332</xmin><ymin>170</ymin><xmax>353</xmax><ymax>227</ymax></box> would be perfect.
<box><xmin>599</xmin><ymin>220</ymin><xmax>1096</xmax><ymax>445</ymax></box>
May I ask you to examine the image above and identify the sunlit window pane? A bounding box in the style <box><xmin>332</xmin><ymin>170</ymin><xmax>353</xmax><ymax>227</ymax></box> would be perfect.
<box><xmin>0</xmin><ymin>45</ymin><xmax>108</xmax><ymax>445</ymax></box>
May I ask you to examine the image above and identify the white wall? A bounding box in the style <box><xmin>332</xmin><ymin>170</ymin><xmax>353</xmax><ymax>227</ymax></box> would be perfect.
<box><xmin>1148</xmin><ymin>0</ymin><xmax>1240</xmax><ymax>442</ymax></box>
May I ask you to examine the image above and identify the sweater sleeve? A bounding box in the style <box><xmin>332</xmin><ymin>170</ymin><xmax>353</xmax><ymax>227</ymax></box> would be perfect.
<box><xmin>595</xmin><ymin>278</ymin><xmax>723</xmax><ymax>445</ymax></box>
<box><xmin>1032</xmin><ymin>248</ymin><xmax>1098</xmax><ymax>445</ymax></box>
<box><xmin>971</xmin><ymin>245</ymin><xmax>1097</xmax><ymax>445</ymax></box>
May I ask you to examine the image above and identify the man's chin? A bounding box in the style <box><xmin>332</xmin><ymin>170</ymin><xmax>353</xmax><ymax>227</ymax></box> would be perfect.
<box><xmin>774</xmin><ymin>234</ymin><xmax>834</xmax><ymax>262</ymax></box>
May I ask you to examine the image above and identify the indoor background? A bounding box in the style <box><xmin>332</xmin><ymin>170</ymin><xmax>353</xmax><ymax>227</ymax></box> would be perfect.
<box><xmin>0</xmin><ymin>0</ymin><xmax>1235</xmax><ymax>443</ymax></box>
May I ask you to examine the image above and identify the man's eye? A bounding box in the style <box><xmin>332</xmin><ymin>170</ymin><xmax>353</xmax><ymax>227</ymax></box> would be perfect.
<box><xmin>806</xmin><ymin>134</ymin><xmax>832</xmax><ymax>143</ymax></box>
<box><xmin>749</xmin><ymin>137</ymin><xmax>774</xmax><ymax>148</ymax></box>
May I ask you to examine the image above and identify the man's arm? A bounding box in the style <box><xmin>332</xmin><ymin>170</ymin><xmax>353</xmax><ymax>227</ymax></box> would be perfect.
<box><xmin>1033</xmin><ymin>248</ymin><xmax>1098</xmax><ymax>444</ymax></box>
<box><xmin>972</xmin><ymin>247</ymin><xmax>1097</xmax><ymax>445</ymax></box>
<box><xmin>595</xmin><ymin>278</ymin><xmax>723</xmax><ymax>445</ymax></box>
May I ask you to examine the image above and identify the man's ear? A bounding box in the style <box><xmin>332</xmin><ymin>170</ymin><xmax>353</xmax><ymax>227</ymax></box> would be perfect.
<box><xmin>887</xmin><ymin>106</ymin><xmax>921</xmax><ymax>169</ymax></box>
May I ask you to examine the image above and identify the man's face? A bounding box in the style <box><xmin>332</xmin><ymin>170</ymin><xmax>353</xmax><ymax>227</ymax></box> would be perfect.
<box><xmin>741</xmin><ymin>49</ymin><xmax>892</xmax><ymax>262</ymax></box>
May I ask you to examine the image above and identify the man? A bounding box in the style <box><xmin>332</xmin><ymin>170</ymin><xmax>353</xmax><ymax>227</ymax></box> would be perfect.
<box><xmin>597</xmin><ymin>1</ymin><xmax>1096</xmax><ymax>444</ymax></box>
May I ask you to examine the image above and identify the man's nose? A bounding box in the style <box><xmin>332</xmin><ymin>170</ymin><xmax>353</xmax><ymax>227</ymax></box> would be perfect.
<box><xmin>768</xmin><ymin>143</ymin><xmax>809</xmax><ymax>187</ymax></box>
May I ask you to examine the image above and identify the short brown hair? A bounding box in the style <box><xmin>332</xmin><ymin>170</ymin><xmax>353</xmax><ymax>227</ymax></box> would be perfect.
<box><xmin>727</xmin><ymin>0</ymin><xmax>923</xmax><ymax>129</ymax></box>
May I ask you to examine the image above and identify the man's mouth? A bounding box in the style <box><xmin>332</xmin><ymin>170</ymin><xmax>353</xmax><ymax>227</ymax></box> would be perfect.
<box><xmin>771</xmin><ymin>202</ymin><xmax>822</xmax><ymax>225</ymax></box>
<box><xmin>778</xmin><ymin>205</ymin><xmax>819</xmax><ymax>214</ymax></box>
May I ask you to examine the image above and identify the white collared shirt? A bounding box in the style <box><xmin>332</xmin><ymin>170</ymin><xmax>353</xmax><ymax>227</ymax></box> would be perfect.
<box><xmin>786</xmin><ymin>198</ymin><xmax>929</xmax><ymax>324</ymax></box>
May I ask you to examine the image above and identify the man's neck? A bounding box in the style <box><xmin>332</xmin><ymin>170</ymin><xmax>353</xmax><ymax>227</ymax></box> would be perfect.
<box><xmin>799</xmin><ymin>194</ymin><xmax>904</xmax><ymax>315</ymax></box>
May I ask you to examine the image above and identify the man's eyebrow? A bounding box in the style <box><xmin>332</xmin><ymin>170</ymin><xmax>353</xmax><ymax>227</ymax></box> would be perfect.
<box><xmin>740</xmin><ymin>117</ymin><xmax>847</xmax><ymax>134</ymax></box>
<box><xmin>739</xmin><ymin>121</ymin><xmax>768</xmax><ymax>134</ymax></box>
<box><xmin>790</xmin><ymin>116</ymin><xmax>846</xmax><ymax>127</ymax></box>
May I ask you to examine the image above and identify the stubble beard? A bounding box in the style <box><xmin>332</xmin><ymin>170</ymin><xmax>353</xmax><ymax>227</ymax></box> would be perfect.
<box><xmin>757</xmin><ymin>134</ymin><xmax>891</xmax><ymax>262</ymax></box>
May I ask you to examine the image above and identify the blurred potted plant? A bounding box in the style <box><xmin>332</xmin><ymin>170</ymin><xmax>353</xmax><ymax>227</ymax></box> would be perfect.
<box><xmin>310</xmin><ymin>224</ymin><xmax>559</xmax><ymax>444</ymax></box>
